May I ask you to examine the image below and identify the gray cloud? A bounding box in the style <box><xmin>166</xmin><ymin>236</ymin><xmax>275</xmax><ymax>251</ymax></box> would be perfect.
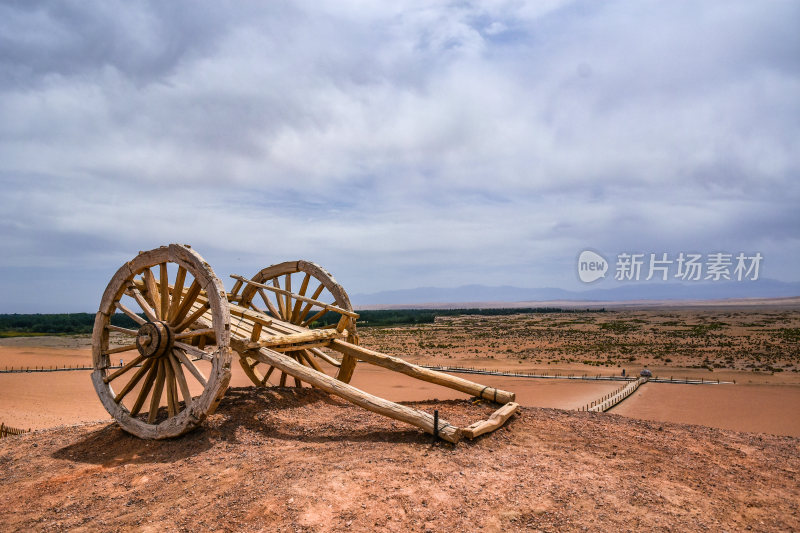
<box><xmin>0</xmin><ymin>0</ymin><xmax>798</xmax><ymax>311</ymax></box>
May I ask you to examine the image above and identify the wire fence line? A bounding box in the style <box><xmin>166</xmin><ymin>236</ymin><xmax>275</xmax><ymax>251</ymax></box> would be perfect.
<box><xmin>421</xmin><ymin>365</ymin><xmax>732</xmax><ymax>385</ymax></box>
<box><xmin>0</xmin><ymin>422</ymin><xmax>31</xmax><ymax>438</ymax></box>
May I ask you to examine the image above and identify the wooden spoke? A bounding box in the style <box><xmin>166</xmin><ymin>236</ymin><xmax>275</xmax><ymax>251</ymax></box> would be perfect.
<box><xmin>284</xmin><ymin>274</ymin><xmax>292</xmax><ymax>320</ymax></box>
<box><xmin>104</xmin><ymin>343</ymin><xmax>139</xmax><ymax>356</ymax></box>
<box><xmin>167</xmin><ymin>266</ymin><xmax>187</xmax><ymax>321</ymax></box>
<box><xmin>130</xmin><ymin>360</ymin><xmax>160</xmax><ymax>415</ymax></box>
<box><xmin>301</xmin><ymin>307</ymin><xmax>329</xmax><ymax>328</ymax></box>
<box><xmin>159</xmin><ymin>262</ymin><xmax>169</xmax><ymax>320</ymax></box>
<box><xmin>297</xmin><ymin>283</ymin><xmax>326</xmax><ymax>323</ymax></box>
<box><xmin>164</xmin><ymin>357</ymin><xmax>177</xmax><ymax>418</ymax></box>
<box><xmin>168</xmin><ymin>352</ymin><xmax>192</xmax><ymax>405</ymax></box>
<box><xmin>309</xmin><ymin>347</ymin><xmax>342</xmax><ymax>368</ymax></box>
<box><xmin>147</xmin><ymin>359</ymin><xmax>167</xmax><ymax>424</ymax></box>
<box><xmin>116</xmin><ymin>302</ymin><xmax>146</xmax><ymax>326</ymax></box>
<box><xmin>104</xmin><ymin>354</ymin><xmax>146</xmax><ymax>383</ymax></box>
<box><xmin>291</xmin><ymin>273</ymin><xmax>311</xmax><ymax>322</ymax></box>
<box><xmin>175</xmin><ymin>328</ymin><xmax>215</xmax><ymax>340</ymax></box>
<box><xmin>272</xmin><ymin>278</ymin><xmax>287</xmax><ymax>319</ymax></box>
<box><xmin>293</xmin><ymin>375</ymin><xmax>302</xmax><ymax>387</ymax></box>
<box><xmin>113</xmin><ymin>359</ymin><xmax>154</xmax><ymax>403</ymax></box>
<box><xmin>173</xmin><ymin>348</ymin><xmax>207</xmax><ymax>386</ymax></box>
<box><xmin>300</xmin><ymin>349</ymin><xmax>324</xmax><ymax>372</ymax></box>
<box><xmin>174</xmin><ymin>341</ymin><xmax>213</xmax><ymax>362</ymax></box>
<box><xmin>232</xmin><ymin>275</ymin><xmax>357</xmax><ymax>319</ymax></box>
<box><xmin>279</xmin><ymin>371</ymin><xmax>287</xmax><ymax>387</ymax></box>
<box><xmin>142</xmin><ymin>268</ymin><xmax>161</xmax><ymax>318</ymax></box>
<box><xmin>260</xmin><ymin>365</ymin><xmax>276</xmax><ymax>386</ymax></box>
<box><xmin>170</xmin><ymin>280</ymin><xmax>202</xmax><ymax>328</ymax></box>
<box><xmin>107</xmin><ymin>324</ymin><xmax>138</xmax><ymax>336</ymax></box>
<box><xmin>174</xmin><ymin>301</ymin><xmax>210</xmax><ymax>333</ymax></box>
<box><xmin>126</xmin><ymin>285</ymin><xmax>158</xmax><ymax>322</ymax></box>
<box><xmin>257</xmin><ymin>288</ymin><xmax>281</xmax><ymax>318</ymax></box>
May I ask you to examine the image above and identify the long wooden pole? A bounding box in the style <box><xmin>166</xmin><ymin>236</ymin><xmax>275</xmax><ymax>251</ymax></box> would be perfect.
<box><xmin>329</xmin><ymin>340</ymin><xmax>515</xmax><ymax>404</ymax></box>
<box><xmin>246</xmin><ymin>346</ymin><xmax>462</xmax><ymax>443</ymax></box>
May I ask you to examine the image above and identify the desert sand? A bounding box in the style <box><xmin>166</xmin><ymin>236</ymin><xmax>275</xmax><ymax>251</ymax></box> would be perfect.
<box><xmin>2</xmin><ymin>388</ymin><xmax>798</xmax><ymax>532</ymax></box>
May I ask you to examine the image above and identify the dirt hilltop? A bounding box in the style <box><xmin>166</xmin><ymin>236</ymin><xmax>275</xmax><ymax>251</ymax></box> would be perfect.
<box><xmin>2</xmin><ymin>387</ymin><xmax>798</xmax><ymax>532</ymax></box>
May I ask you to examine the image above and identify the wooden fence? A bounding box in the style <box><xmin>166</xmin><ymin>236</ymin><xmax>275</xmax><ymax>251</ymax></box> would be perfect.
<box><xmin>0</xmin><ymin>422</ymin><xmax>31</xmax><ymax>438</ymax></box>
<box><xmin>578</xmin><ymin>377</ymin><xmax>648</xmax><ymax>413</ymax></box>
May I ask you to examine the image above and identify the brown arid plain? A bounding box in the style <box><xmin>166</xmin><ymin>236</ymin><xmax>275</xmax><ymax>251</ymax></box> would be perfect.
<box><xmin>1</xmin><ymin>305</ymin><xmax>799</xmax><ymax>531</ymax></box>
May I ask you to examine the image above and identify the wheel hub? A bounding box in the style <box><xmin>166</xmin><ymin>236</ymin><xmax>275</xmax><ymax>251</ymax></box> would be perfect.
<box><xmin>136</xmin><ymin>321</ymin><xmax>174</xmax><ymax>359</ymax></box>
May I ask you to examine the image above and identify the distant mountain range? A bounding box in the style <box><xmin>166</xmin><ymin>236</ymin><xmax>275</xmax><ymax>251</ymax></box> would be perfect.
<box><xmin>351</xmin><ymin>278</ymin><xmax>800</xmax><ymax>307</ymax></box>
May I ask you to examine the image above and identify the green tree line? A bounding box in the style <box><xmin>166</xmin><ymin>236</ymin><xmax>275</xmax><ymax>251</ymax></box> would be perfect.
<box><xmin>0</xmin><ymin>307</ymin><xmax>603</xmax><ymax>337</ymax></box>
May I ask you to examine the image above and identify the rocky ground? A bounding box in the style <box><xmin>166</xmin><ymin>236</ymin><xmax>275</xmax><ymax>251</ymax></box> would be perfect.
<box><xmin>2</xmin><ymin>387</ymin><xmax>798</xmax><ymax>532</ymax></box>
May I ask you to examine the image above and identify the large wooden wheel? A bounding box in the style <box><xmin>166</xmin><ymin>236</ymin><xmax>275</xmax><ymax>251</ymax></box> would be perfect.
<box><xmin>235</xmin><ymin>260</ymin><xmax>358</xmax><ymax>387</ymax></box>
<box><xmin>91</xmin><ymin>244</ymin><xmax>232</xmax><ymax>439</ymax></box>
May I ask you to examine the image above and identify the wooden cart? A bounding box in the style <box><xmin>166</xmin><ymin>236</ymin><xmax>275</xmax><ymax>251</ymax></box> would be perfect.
<box><xmin>91</xmin><ymin>244</ymin><xmax>518</xmax><ymax>443</ymax></box>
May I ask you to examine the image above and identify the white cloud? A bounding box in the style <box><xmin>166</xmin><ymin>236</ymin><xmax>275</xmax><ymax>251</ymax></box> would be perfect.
<box><xmin>0</xmin><ymin>0</ymin><xmax>798</xmax><ymax>311</ymax></box>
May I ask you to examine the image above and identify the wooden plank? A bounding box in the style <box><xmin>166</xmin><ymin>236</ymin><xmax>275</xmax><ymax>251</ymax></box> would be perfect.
<box><xmin>231</xmin><ymin>275</ymin><xmax>359</xmax><ymax>319</ymax></box>
<box><xmin>330</xmin><ymin>340</ymin><xmax>516</xmax><ymax>404</ymax></box>
<box><xmin>460</xmin><ymin>402</ymin><xmax>520</xmax><ymax>439</ymax></box>
<box><xmin>247</xmin><ymin>329</ymin><xmax>345</xmax><ymax>350</ymax></box>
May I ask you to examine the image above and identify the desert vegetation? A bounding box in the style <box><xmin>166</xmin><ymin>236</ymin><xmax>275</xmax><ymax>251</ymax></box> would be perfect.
<box><xmin>359</xmin><ymin>309</ymin><xmax>800</xmax><ymax>373</ymax></box>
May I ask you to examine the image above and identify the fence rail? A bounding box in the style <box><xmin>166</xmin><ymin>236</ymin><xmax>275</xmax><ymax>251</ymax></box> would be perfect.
<box><xmin>1</xmin><ymin>422</ymin><xmax>31</xmax><ymax>438</ymax></box>
<box><xmin>1</xmin><ymin>364</ymin><xmax>126</xmax><ymax>374</ymax></box>
<box><xmin>578</xmin><ymin>377</ymin><xmax>648</xmax><ymax>413</ymax></box>
<box><xmin>420</xmin><ymin>365</ymin><xmax>731</xmax><ymax>384</ymax></box>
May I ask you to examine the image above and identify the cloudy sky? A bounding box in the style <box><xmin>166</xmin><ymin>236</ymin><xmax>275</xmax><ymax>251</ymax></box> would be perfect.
<box><xmin>1</xmin><ymin>1</ymin><xmax>798</xmax><ymax>312</ymax></box>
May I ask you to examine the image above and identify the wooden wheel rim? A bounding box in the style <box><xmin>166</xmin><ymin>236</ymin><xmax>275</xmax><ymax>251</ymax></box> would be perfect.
<box><xmin>237</xmin><ymin>260</ymin><xmax>358</xmax><ymax>386</ymax></box>
<box><xmin>91</xmin><ymin>244</ymin><xmax>232</xmax><ymax>439</ymax></box>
